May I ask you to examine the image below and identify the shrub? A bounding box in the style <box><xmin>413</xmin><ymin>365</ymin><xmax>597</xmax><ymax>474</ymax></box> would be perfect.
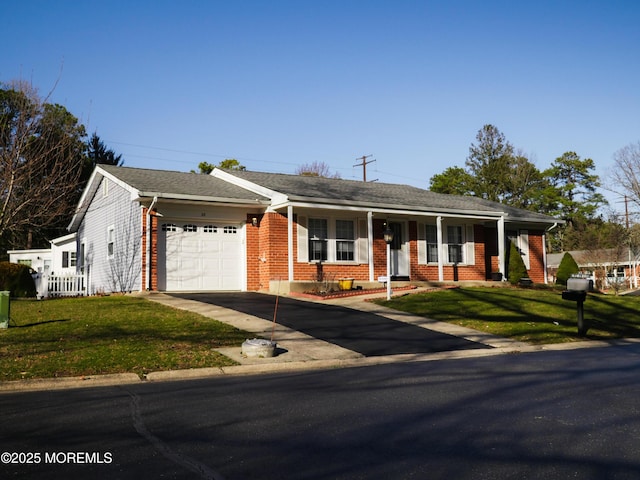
<box><xmin>507</xmin><ymin>241</ymin><xmax>528</xmax><ymax>285</ymax></box>
<box><xmin>0</xmin><ymin>262</ymin><xmax>37</xmax><ymax>297</ymax></box>
<box><xmin>556</xmin><ymin>252</ymin><xmax>579</xmax><ymax>286</ymax></box>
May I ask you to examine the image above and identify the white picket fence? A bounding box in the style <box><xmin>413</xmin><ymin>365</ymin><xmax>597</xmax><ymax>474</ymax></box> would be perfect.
<box><xmin>34</xmin><ymin>273</ymin><xmax>87</xmax><ymax>298</ymax></box>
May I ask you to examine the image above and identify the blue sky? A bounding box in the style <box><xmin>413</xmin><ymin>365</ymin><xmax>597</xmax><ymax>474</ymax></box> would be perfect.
<box><xmin>2</xmin><ymin>0</ymin><xmax>639</xmax><ymax>213</ymax></box>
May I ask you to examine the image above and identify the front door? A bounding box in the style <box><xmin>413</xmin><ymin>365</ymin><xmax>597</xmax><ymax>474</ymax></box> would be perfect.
<box><xmin>389</xmin><ymin>221</ymin><xmax>410</xmax><ymax>279</ymax></box>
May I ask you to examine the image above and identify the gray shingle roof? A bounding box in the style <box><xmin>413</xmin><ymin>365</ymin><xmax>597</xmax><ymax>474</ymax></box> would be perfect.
<box><xmin>99</xmin><ymin>165</ymin><xmax>269</xmax><ymax>202</ymax></box>
<box><xmin>224</xmin><ymin>170</ymin><xmax>559</xmax><ymax>222</ymax></box>
<box><xmin>94</xmin><ymin>165</ymin><xmax>559</xmax><ymax>224</ymax></box>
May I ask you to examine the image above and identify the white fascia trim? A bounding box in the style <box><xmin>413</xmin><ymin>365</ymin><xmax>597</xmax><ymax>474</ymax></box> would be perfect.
<box><xmin>284</xmin><ymin>196</ymin><xmax>506</xmax><ymax>217</ymax></box>
<box><xmin>136</xmin><ymin>192</ymin><xmax>270</xmax><ymax>206</ymax></box>
<box><xmin>50</xmin><ymin>232</ymin><xmax>77</xmax><ymax>245</ymax></box>
<box><xmin>94</xmin><ymin>166</ymin><xmax>140</xmax><ymax>198</ymax></box>
<box><xmin>272</xmin><ymin>201</ymin><xmax>503</xmax><ymax>221</ymax></box>
<box><xmin>7</xmin><ymin>248</ymin><xmax>52</xmax><ymax>254</ymax></box>
<box><xmin>210</xmin><ymin>168</ymin><xmax>287</xmax><ymax>204</ymax></box>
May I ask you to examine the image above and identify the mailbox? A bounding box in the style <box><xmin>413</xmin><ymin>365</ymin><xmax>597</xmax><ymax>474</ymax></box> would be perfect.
<box><xmin>566</xmin><ymin>277</ymin><xmax>592</xmax><ymax>293</ymax></box>
<box><xmin>562</xmin><ymin>277</ymin><xmax>591</xmax><ymax>336</ymax></box>
<box><xmin>562</xmin><ymin>290</ymin><xmax>587</xmax><ymax>302</ymax></box>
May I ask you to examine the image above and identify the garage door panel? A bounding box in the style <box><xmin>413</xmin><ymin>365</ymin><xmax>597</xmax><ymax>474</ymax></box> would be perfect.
<box><xmin>158</xmin><ymin>222</ymin><xmax>243</xmax><ymax>291</ymax></box>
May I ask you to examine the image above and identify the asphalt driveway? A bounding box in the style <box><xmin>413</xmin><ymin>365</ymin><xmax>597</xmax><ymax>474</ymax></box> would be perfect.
<box><xmin>169</xmin><ymin>292</ymin><xmax>489</xmax><ymax>357</ymax></box>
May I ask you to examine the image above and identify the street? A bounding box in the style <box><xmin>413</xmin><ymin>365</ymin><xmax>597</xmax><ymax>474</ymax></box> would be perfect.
<box><xmin>2</xmin><ymin>343</ymin><xmax>640</xmax><ymax>479</ymax></box>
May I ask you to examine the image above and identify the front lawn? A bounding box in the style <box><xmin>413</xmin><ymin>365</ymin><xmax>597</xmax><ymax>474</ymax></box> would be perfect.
<box><xmin>1</xmin><ymin>296</ymin><xmax>251</xmax><ymax>381</ymax></box>
<box><xmin>377</xmin><ymin>287</ymin><xmax>640</xmax><ymax>344</ymax></box>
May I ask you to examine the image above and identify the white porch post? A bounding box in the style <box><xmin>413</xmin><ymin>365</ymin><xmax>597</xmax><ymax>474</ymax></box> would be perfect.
<box><xmin>497</xmin><ymin>216</ymin><xmax>506</xmax><ymax>279</ymax></box>
<box><xmin>287</xmin><ymin>205</ymin><xmax>294</xmax><ymax>282</ymax></box>
<box><xmin>368</xmin><ymin>211</ymin><xmax>374</xmax><ymax>282</ymax></box>
<box><xmin>437</xmin><ymin>216</ymin><xmax>444</xmax><ymax>281</ymax></box>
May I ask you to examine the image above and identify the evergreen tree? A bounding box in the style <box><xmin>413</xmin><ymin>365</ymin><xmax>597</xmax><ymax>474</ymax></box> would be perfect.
<box><xmin>556</xmin><ymin>252</ymin><xmax>579</xmax><ymax>285</ymax></box>
<box><xmin>507</xmin><ymin>240</ymin><xmax>528</xmax><ymax>285</ymax></box>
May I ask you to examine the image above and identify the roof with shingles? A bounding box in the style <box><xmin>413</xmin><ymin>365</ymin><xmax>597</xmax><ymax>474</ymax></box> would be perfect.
<box><xmin>88</xmin><ymin>165</ymin><xmax>559</xmax><ymax>224</ymax></box>
<box><xmin>98</xmin><ymin>164</ymin><xmax>270</xmax><ymax>201</ymax></box>
<box><xmin>223</xmin><ymin>169</ymin><xmax>559</xmax><ymax>222</ymax></box>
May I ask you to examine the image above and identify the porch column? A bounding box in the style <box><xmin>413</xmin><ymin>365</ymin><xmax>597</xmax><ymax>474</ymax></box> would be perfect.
<box><xmin>436</xmin><ymin>216</ymin><xmax>444</xmax><ymax>281</ymax></box>
<box><xmin>368</xmin><ymin>211</ymin><xmax>374</xmax><ymax>281</ymax></box>
<box><xmin>288</xmin><ymin>205</ymin><xmax>294</xmax><ymax>282</ymax></box>
<box><xmin>497</xmin><ymin>216</ymin><xmax>506</xmax><ymax>278</ymax></box>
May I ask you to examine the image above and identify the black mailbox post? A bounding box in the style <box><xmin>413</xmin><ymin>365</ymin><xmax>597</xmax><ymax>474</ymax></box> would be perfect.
<box><xmin>562</xmin><ymin>278</ymin><xmax>591</xmax><ymax>336</ymax></box>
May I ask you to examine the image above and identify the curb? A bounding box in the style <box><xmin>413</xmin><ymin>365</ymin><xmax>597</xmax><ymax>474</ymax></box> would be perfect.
<box><xmin>4</xmin><ymin>339</ymin><xmax>640</xmax><ymax>393</ymax></box>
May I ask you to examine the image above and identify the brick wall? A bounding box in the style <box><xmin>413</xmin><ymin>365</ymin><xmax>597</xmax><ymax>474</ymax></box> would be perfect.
<box><xmin>526</xmin><ymin>230</ymin><xmax>545</xmax><ymax>283</ymax></box>
<box><xmin>246</xmin><ymin>214</ymin><xmax>261</xmax><ymax>290</ymax></box>
<box><xmin>140</xmin><ymin>208</ymin><xmax>158</xmax><ymax>291</ymax></box>
<box><xmin>246</xmin><ymin>213</ymin><xmax>548</xmax><ymax>289</ymax></box>
<box><xmin>410</xmin><ymin>222</ymin><xmax>488</xmax><ymax>281</ymax></box>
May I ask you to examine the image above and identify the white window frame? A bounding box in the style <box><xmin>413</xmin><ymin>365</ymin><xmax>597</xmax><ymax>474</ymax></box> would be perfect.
<box><xmin>308</xmin><ymin>218</ymin><xmax>329</xmax><ymax>262</ymax></box>
<box><xmin>422</xmin><ymin>223</ymin><xmax>474</xmax><ymax>266</ymax></box>
<box><xmin>446</xmin><ymin>225</ymin><xmax>464</xmax><ymax>264</ymax></box>
<box><xmin>335</xmin><ymin>219</ymin><xmax>355</xmax><ymax>262</ymax></box>
<box><xmin>79</xmin><ymin>239</ymin><xmax>86</xmax><ymax>269</ymax></box>
<box><xmin>107</xmin><ymin>225</ymin><xmax>115</xmax><ymax>259</ymax></box>
<box><xmin>301</xmin><ymin>216</ymin><xmax>363</xmax><ymax>264</ymax></box>
<box><xmin>426</xmin><ymin>224</ymin><xmax>439</xmax><ymax>263</ymax></box>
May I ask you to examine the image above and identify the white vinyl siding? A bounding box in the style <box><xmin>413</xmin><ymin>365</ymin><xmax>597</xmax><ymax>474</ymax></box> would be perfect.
<box><xmin>107</xmin><ymin>226</ymin><xmax>115</xmax><ymax>258</ymax></box>
<box><xmin>76</xmin><ymin>177</ymin><xmax>142</xmax><ymax>294</ymax></box>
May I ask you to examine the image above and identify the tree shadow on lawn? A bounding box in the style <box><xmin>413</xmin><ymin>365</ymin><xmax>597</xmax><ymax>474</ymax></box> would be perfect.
<box><xmin>10</xmin><ymin>318</ymin><xmax>71</xmax><ymax>328</ymax></box>
<box><xmin>409</xmin><ymin>288</ymin><xmax>640</xmax><ymax>341</ymax></box>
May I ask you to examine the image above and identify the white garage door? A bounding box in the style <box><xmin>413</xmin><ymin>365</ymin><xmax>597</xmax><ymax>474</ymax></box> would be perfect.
<box><xmin>158</xmin><ymin>222</ymin><xmax>243</xmax><ymax>291</ymax></box>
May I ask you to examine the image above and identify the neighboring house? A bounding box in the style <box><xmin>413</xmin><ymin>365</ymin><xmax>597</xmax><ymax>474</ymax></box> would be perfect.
<box><xmin>8</xmin><ymin>233</ymin><xmax>79</xmax><ymax>297</ymax></box>
<box><xmin>65</xmin><ymin>165</ymin><xmax>561</xmax><ymax>295</ymax></box>
<box><xmin>547</xmin><ymin>249</ymin><xmax>639</xmax><ymax>290</ymax></box>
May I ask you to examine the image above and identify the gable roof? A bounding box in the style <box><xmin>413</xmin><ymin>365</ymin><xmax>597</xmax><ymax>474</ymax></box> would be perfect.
<box><xmin>68</xmin><ymin>165</ymin><xmax>271</xmax><ymax>231</ymax></box>
<box><xmin>97</xmin><ymin>164</ymin><xmax>270</xmax><ymax>202</ymax></box>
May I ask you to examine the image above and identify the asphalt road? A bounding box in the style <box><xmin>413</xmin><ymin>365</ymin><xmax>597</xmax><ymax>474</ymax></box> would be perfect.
<box><xmin>169</xmin><ymin>292</ymin><xmax>488</xmax><ymax>356</ymax></box>
<box><xmin>2</xmin><ymin>343</ymin><xmax>640</xmax><ymax>479</ymax></box>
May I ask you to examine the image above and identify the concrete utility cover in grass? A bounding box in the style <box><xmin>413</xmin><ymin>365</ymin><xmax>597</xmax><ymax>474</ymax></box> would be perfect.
<box><xmin>170</xmin><ymin>293</ymin><xmax>489</xmax><ymax>357</ymax></box>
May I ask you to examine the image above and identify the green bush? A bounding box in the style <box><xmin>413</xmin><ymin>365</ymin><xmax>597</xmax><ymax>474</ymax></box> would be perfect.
<box><xmin>0</xmin><ymin>262</ymin><xmax>37</xmax><ymax>297</ymax></box>
<box><xmin>556</xmin><ymin>252</ymin><xmax>579</xmax><ymax>286</ymax></box>
<box><xmin>507</xmin><ymin>240</ymin><xmax>528</xmax><ymax>285</ymax></box>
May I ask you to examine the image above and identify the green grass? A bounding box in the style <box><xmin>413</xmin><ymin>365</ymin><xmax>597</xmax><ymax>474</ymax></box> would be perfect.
<box><xmin>1</xmin><ymin>296</ymin><xmax>252</xmax><ymax>382</ymax></box>
<box><xmin>377</xmin><ymin>286</ymin><xmax>640</xmax><ymax>344</ymax></box>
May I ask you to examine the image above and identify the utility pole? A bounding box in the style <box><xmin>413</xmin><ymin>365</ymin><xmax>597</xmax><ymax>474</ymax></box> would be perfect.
<box><xmin>353</xmin><ymin>155</ymin><xmax>376</xmax><ymax>182</ymax></box>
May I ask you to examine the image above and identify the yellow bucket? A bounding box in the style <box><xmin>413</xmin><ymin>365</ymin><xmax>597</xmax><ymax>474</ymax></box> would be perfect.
<box><xmin>338</xmin><ymin>278</ymin><xmax>354</xmax><ymax>291</ymax></box>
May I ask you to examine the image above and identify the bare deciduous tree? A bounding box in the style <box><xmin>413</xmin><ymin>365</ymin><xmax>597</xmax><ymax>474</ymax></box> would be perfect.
<box><xmin>295</xmin><ymin>161</ymin><xmax>341</xmax><ymax>178</ymax></box>
<box><xmin>0</xmin><ymin>80</ymin><xmax>86</xmax><ymax>250</ymax></box>
<box><xmin>611</xmin><ymin>141</ymin><xmax>640</xmax><ymax>208</ymax></box>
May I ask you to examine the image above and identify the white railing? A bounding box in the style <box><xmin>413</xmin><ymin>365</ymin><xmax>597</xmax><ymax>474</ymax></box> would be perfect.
<box><xmin>35</xmin><ymin>273</ymin><xmax>87</xmax><ymax>298</ymax></box>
